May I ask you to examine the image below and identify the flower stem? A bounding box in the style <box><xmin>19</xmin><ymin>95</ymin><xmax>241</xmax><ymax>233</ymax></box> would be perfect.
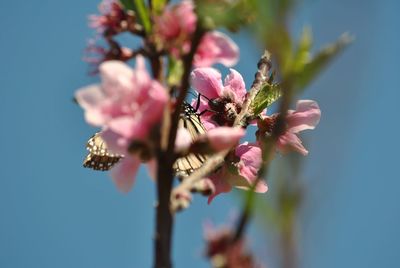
<box><xmin>154</xmin><ymin>154</ymin><xmax>174</xmax><ymax>268</ymax></box>
<box><xmin>153</xmin><ymin>21</ymin><xmax>205</xmax><ymax>268</ymax></box>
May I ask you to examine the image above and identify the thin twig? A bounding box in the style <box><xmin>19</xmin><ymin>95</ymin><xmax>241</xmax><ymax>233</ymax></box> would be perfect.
<box><xmin>148</xmin><ymin>45</ymin><xmax>164</xmax><ymax>82</ymax></box>
<box><xmin>166</xmin><ymin>26</ymin><xmax>205</xmax><ymax>154</ymax></box>
<box><xmin>153</xmin><ymin>22</ymin><xmax>205</xmax><ymax>268</ymax></box>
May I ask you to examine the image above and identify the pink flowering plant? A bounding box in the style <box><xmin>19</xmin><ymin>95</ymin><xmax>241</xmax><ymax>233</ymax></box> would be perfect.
<box><xmin>75</xmin><ymin>0</ymin><xmax>351</xmax><ymax>267</ymax></box>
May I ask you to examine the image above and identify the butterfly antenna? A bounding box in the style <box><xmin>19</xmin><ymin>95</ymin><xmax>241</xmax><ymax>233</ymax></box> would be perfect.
<box><xmin>194</xmin><ymin>93</ymin><xmax>215</xmax><ymax>112</ymax></box>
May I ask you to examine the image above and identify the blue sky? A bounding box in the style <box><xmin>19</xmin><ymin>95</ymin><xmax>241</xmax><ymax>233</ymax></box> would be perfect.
<box><xmin>0</xmin><ymin>0</ymin><xmax>399</xmax><ymax>267</ymax></box>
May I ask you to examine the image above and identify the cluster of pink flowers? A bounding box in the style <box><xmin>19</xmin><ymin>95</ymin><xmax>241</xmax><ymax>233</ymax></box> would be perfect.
<box><xmin>77</xmin><ymin>0</ymin><xmax>321</xmax><ymax>203</ymax></box>
<box><xmin>188</xmin><ymin>67</ymin><xmax>321</xmax><ymax>202</ymax></box>
<box><xmin>154</xmin><ymin>1</ymin><xmax>239</xmax><ymax>67</ymax></box>
<box><xmin>86</xmin><ymin>0</ymin><xmax>238</xmax><ymax>73</ymax></box>
<box><xmin>85</xmin><ymin>1</ymin><xmax>135</xmax><ymax>72</ymax></box>
<box><xmin>88</xmin><ymin>0</ymin><xmax>126</xmax><ymax>34</ymax></box>
<box><xmin>78</xmin><ymin>0</ymin><xmax>241</xmax><ymax>192</ymax></box>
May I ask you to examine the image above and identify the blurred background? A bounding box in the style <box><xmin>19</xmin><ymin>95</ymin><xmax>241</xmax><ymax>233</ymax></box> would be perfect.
<box><xmin>0</xmin><ymin>0</ymin><xmax>399</xmax><ymax>267</ymax></box>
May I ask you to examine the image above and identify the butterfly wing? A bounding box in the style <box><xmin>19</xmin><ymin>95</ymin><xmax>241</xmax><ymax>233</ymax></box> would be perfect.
<box><xmin>83</xmin><ymin>132</ymin><xmax>124</xmax><ymax>171</ymax></box>
<box><xmin>173</xmin><ymin>102</ymin><xmax>207</xmax><ymax>177</ymax></box>
<box><xmin>82</xmin><ymin>103</ymin><xmax>206</xmax><ymax>175</ymax></box>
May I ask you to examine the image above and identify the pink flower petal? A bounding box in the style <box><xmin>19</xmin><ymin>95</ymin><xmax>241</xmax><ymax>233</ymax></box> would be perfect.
<box><xmin>190</xmin><ymin>68</ymin><xmax>223</xmax><ymax>99</ymax></box>
<box><xmin>101</xmin><ymin>128</ymin><xmax>129</xmax><ymax>155</ymax></box>
<box><xmin>75</xmin><ymin>85</ymin><xmax>108</xmax><ymax>126</ymax></box>
<box><xmin>75</xmin><ymin>85</ymin><xmax>104</xmax><ymax>110</ymax></box>
<box><xmin>194</xmin><ymin>31</ymin><xmax>239</xmax><ymax>67</ymax></box>
<box><xmin>207</xmin><ymin>163</ymin><xmax>268</xmax><ymax>204</ymax></box>
<box><xmin>107</xmin><ymin>116</ymin><xmax>144</xmax><ymax>140</ymax></box>
<box><xmin>223</xmin><ymin>68</ymin><xmax>246</xmax><ymax>104</ymax></box>
<box><xmin>99</xmin><ymin>60</ymin><xmax>133</xmax><ymax>96</ymax></box>
<box><xmin>132</xmin><ymin>55</ymin><xmax>152</xmax><ymax>91</ymax></box>
<box><xmin>277</xmin><ymin>132</ymin><xmax>309</xmax><ymax>156</ymax></box>
<box><xmin>235</xmin><ymin>143</ymin><xmax>262</xmax><ymax>181</ymax></box>
<box><xmin>174</xmin><ymin>1</ymin><xmax>196</xmax><ymax>34</ymax></box>
<box><xmin>233</xmin><ymin>143</ymin><xmax>267</xmax><ymax>191</ymax></box>
<box><xmin>206</xmin><ymin>127</ymin><xmax>245</xmax><ymax>151</ymax></box>
<box><xmin>140</xmin><ymin>82</ymin><xmax>168</xmax><ymax>125</ymax></box>
<box><xmin>110</xmin><ymin>156</ymin><xmax>140</xmax><ymax>193</ymax></box>
<box><xmin>207</xmin><ymin>172</ymin><xmax>233</xmax><ymax>204</ymax></box>
<box><xmin>155</xmin><ymin>1</ymin><xmax>196</xmax><ymax>39</ymax></box>
<box><xmin>287</xmin><ymin>100</ymin><xmax>321</xmax><ymax>133</ymax></box>
<box><xmin>253</xmin><ymin>180</ymin><xmax>268</xmax><ymax>192</ymax></box>
<box><xmin>206</xmin><ymin>141</ymin><xmax>268</xmax><ymax>203</ymax></box>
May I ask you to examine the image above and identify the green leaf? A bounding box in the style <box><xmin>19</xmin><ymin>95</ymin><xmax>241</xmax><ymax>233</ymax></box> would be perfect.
<box><xmin>292</xmin><ymin>26</ymin><xmax>313</xmax><ymax>72</ymax></box>
<box><xmin>167</xmin><ymin>57</ymin><xmax>184</xmax><ymax>87</ymax></box>
<box><xmin>133</xmin><ymin>0</ymin><xmax>151</xmax><ymax>34</ymax></box>
<box><xmin>268</xmin><ymin>26</ymin><xmax>293</xmax><ymax>74</ymax></box>
<box><xmin>196</xmin><ymin>0</ymin><xmax>257</xmax><ymax>31</ymax></box>
<box><xmin>118</xmin><ymin>0</ymin><xmax>151</xmax><ymax>33</ymax></box>
<box><xmin>293</xmin><ymin>32</ymin><xmax>353</xmax><ymax>91</ymax></box>
<box><xmin>119</xmin><ymin>0</ymin><xmax>135</xmax><ymax>10</ymax></box>
<box><xmin>151</xmin><ymin>0</ymin><xmax>166</xmax><ymax>15</ymax></box>
<box><xmin>251</xmin><ymin>83</ymin><xmax>282</xmax><ymax>115</ymax></box>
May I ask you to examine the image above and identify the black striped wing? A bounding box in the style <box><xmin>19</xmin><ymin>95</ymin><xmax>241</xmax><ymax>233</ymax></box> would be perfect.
<box><xmin>173</xmin><ymin>102</ymin><xmax>207</xmax><ymax>177</ymax></box>
<box><xmin>83</xmin><ymin>132</ymin><xmax>124</xmax><ymax>171</ymax></box>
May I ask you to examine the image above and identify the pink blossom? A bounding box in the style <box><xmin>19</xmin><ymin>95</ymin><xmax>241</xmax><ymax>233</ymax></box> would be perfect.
<box><xmin>75</xmin><ymin>57</ymin><xmax>168</xmax><ymax>191</ymax></box>
<box><xmin>154</xmin><ymin>0</ymin><xmax>196</xmax><ymax>41</ymax></box>
<box><xmin>88</xmin><ymin>0</ymin><xmax>126</xmax><ymax>34</ymax></box>
<box><xmin>286</xmin><ymin>100</ymin><xmax>321</xmax><ymax>132</ymax></box>
<box><xmin>207</xmin><ymin>142</ymin><xmax>268</xmax><ymax>203</ymax></box>
<box><xmin>194</xmin><ymin>31</ymin><xmax>239</xmax><ymax>67</ymax></box>
<box><xmin>110</xmin><ymin>156</ymin><xmax>141</xmax><ymax>192</ymax></box>
<box><xmin>190</xmin><ymin>67</ymin><xmax>246</xmax><ymax>128</ymax></box>
<box><xmin>154</xmin><ymin>1</ymin><xmax>239</xmax><ymax>67</ymax></box>
<box><xmin>205</xmin><ymin>127</ymin><xmax>245</xmax><ymax>152</ymax></box>
<box><xmin>277</xmin><ymin>100</ymin><xmax>321</xmax><ymax>155</ymax></box>
<box><xmin>76</xmin><ymin>57</ymin><xmax>167</xmax><ymax>144</ymax></box>
<box><xmin>188</xmin><ymin>68</ymin><xmax>267</xmax><ymax>202</ymax></box>
<box><xmin>175</xmin><ymin>126</ymin><xmax>244</xmax><ymax>154</ymax></box>
<box><xmin>206</xmin><ymin>127</ymin><xmax>245</xmax><ymax>151</ymax></box>
<box><xmin>108</xmin><ymin>157</ymin><xmax>158</xmax><ymax>193</ymax></box>
<box><xmin>258</xmin><ymin>100</ymin><xmax>321</xmax><ymax>155</ymax></box>
<box><xmin>191</xmin><ymin>67</ymin><xmax>246</xmax><ymax>102</ymax></box>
